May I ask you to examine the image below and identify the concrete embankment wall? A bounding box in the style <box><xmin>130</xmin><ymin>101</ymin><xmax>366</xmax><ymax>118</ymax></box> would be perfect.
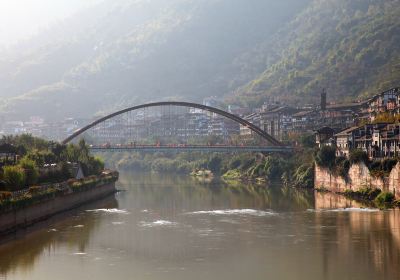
<box><xmin>315</xmin><ymin>162</ymin><xmax>400</xmax><ymax>199</ymax></box>
<box><xmin>0</xmin><ymin>183</ymin><xmax>116</xmax><ymax>235</ymax></box>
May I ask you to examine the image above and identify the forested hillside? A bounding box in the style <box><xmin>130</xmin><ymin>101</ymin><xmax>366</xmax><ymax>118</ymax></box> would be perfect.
<box><xmin>0</xmin><ymin>0</ymin><xmax>308</xmax><ymax>120</ymax></box>
<box><xmin>233</xmin><ymin>0</ymin><xmax>400</xmax><ymax>106</ymax></box>
<box><xmin>0</xmin><ymin>0</ymin><xmax>399</xmax><ymax>120</ymax></box>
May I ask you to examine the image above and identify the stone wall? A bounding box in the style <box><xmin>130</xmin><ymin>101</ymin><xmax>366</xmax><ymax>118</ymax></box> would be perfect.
<box><xmin>315</xmin><ymin>162</ymin><xmax>400</xmax><ymax>199</ymax></box>
<box><xmin>0</xmin><ymin>182</ymin><xmax>116</xmax><ymax>235</ymax></box>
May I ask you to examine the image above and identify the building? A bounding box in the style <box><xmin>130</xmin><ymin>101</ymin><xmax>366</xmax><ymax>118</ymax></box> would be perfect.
<box><xmin>334</xmin><ymin>123</ymin><xmax>399</xmax><ymax>159</ymax></box>
<box><xmin>367</xmin><ymin>88</ymin><xmax>400</xmax><ymax>121</ymax></box>
<box><xmin>261</xmin><ymin>106</ymin><xmax>299</xmax><ymax>140</ymax></box>
<box><xmin>209</xmin><ymin>116</ymin><xmax>240</xmax><ymax>140</ymax></box>
<box><xmin>315</xmin><ymin>127</ymin><xmax>336</xmax><ymax>148</ymax></box>
<box><xmin>240</xmin><ymin>113</ymin><xmax>261</xmax><ymax>137</ymax></box>
<box><xmin>292</xmin><ymin>110</ymin><xmax>318</xmax><ymax>133</ymax></box>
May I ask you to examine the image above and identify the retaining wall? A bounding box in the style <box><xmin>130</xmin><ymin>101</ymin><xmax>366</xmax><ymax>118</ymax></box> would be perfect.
<box><xmin>0</xmin><ymin>182</ymin><xmax>116</xmax><ymax>235</ymax></box>
<box><xmin>315</xmin><ymin>162</ymin><xmax>400</xmax><ymax>199</ymax></box>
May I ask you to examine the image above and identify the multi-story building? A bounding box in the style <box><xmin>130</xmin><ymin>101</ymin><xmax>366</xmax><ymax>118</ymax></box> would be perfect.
<box><xmin>209</xmin><ymin>116</ymin><xmax>240</xmax><ymax>140</ymax></box>
<box><xmin>261</xmin><ymin>106</ymin><xmax>299</xmax><ymax>140</ymax></box>
<box><xmin>367</xmin><ymin>88</ymin><xmax>400</xmax><ymax>121</ymax></box>
<box><xmin>334</xmin><ymin>123</ymin><xmax>399</xmax><ymax>159</ymax></box>
<box><xmin>240</xmin><ymin>113</ymin><xmax>261</xmax><ymax>137</ymax></box>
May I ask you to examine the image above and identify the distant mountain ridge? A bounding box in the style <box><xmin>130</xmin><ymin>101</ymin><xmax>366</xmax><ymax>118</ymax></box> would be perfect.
<box><xmin>0</xmin><ymin>0</ymin><xmax>309</xmax><ymax>120</ymax></box>
<box><xmin>0</xmin><ymin>0</ymin><xmax>399</xmax><ymax>121</ymax></box>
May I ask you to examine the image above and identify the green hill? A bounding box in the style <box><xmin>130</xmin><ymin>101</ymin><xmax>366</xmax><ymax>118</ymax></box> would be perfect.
<box><xmin>0</xmin><ymin>0</ymin><xmax>309</xmax><ymax>120</ymax></box>
<box><xmin>0</xmin><ymin>0</ymin><xmax>399</xmax><ymax>120</ymax></box>
<box><xmin>233</xmin><ymin>0</ymin><xmax>400</xmax><ymax>106</ymax></box>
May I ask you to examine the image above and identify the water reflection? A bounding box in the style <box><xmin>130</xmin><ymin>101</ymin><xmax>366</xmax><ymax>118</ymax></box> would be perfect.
<box><xmin>0</xmin><ymin>196</ymin><xmax>118</xmax><ymax>277</ymax></box>
<box><xmin>314</xmin><ymin>192</ymin><xmax>400</xmax><ymax>279</ymax></box>
<box><xmin>0</xmin><ymin>172</ymin><xmax>398</xmax><ymax>280</ymax></box>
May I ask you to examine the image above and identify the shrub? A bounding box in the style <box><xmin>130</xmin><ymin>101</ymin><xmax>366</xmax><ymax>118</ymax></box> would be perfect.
<box><xmin>382</xmin><ymin>158</ymin><xmax>397</xmax><ymax>172</ymax></box>
<box><xmin>28</xmin><ymin>186</ymin><xmax>41</xmax><ymax>195</ymax></box>
<box><xmin>293</xmin><ymin>163</ymin><xmax>314</xmax><ymax>188</ymax></box>
<box><xmin>314</xmin><ymin>146</ymin><xmax>336</xmax><ymax>169</ymax></box>
<box><xmin>349</xmin><ymin>149</ymin><xmax>369</xmax><ymax>165</ymax></box>
<box><xmin>263</xmin><ymin>156</ymin><xmax>285</xmax><ymax>180</ymax></box>
<box><xmin>19</xmin><ymin>157</ymin><xmax>39</xmax><ymax>186</ymax></box>
<box><xmin>299</xmin><ymin>134</ymin><xmax>316</xmax><ymax>148</ymax></box>
<box><xmin>208</xmin><ymin>156</ymin><xmax>222</xmax><ymax>173</ymax></box>
<box><xmin>335</xmin><ymin>157</ymin><xmax>350</xmax><ymax>178</ymax></box>
<box><xmin>228</xmin><ymin>157</ymin><xmax>242</xmax><ymax>170</ymax></box>
<box><xmin>3</xmin><ymin>165</ymin><xmax>26</xmax><ymax>190</ymax></box>
<box><xmin>0</xmin><ymin>191</ymin><xmax>12</xmax><ymax>201</ymax></box>
<box><xmin>375</xmin><ymin>192</ymin><xmax>395</xmax><ymax>204</ymax></box>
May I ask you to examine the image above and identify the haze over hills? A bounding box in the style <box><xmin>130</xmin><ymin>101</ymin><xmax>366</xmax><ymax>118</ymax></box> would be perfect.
<box><xmin>0</xmin><ymin>0</ymin><xmax>399</xmax><ymax>121</ymax></box>
<box><xmin>0</xmin><ymin>0</ymin><xmax>309</xmax><ymax>120</ymax></box>
<box><xmin>233</xmin><ymin>0</ymin><xmax>400</xmax><ymax>106</ymax></box>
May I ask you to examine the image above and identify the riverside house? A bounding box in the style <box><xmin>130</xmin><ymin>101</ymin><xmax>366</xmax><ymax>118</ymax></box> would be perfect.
<box><xmin>334</xmin><ymin>123</ymin><xmax>400</xmax><ymax>159</ymax></box>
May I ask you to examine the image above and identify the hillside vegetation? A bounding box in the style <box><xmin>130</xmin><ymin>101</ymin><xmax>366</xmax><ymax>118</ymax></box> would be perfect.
<box><xmin>234</xmin><ymin>0</ymin><xmax>400</xmax><ymax>106</ymax></box>
<box><xmin>0</xmin><ymin>0</ymin><xmax>399</xmax><ymax>119</ymax></box>
<box><xmin>0</xmin><ymin>0</ymin><xmax>308</xmax><ymax>120</ymax></box>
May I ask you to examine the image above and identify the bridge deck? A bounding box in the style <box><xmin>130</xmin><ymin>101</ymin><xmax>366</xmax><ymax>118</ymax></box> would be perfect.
<box><xmin>89</xmin><ymin>145</ymin><xmax>293</xmax><ymax>153</ymax></box>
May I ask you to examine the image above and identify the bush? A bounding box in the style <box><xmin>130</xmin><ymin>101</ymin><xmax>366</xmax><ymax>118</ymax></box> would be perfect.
<box><xmin>263</xmin><ymin>156</ymin><xmax>285</xmax><ymax>180</ymax></box>
<box><xmin>228</xmin><ymin>156</ymin><xmax>242</xmax><ymax>170</ymax></box>
<box><xmin>0</xmin><ymin>191</ymin><xmax>12</xmax><ymax>201</ymax></box>
<box><xmin>349</xmin><ymin>149</ymin><xmax>368</xmax><ymax>165</ymax></box>
<box><xmin>28</xmin><ymin>186</ymin><xmax>41</xmax><ymax>195</ymax></box>
<box><xmin>375</xmin><ymin>192</ymin><xmax>395</xmax><ymax>204</ymax></box>
<box><xmin>3</xmin><ymin>165</ymin><xmax>26</xmax><ymax>190</ymax></box>
<box><xmin>293</xmin><ymin>163</ymin><xmax>314</xmax><ymax>188</ymax></box>
<box><xmin>382</xmin><ymin>158</ymin><xmax>397</xmax><ymax>172</ymax></box>
<box><xmin>299</xmin><ymin>134</ymin><xmax>316</xmax><ymax>148</ymax></box>
<box><xmin>19</xmin><ymin>157</ymin><xmax>39</xmax><ymax>186</ymax></box>
<box><xmin>314</xmin><ymin>146</ymin><xmax>337</xmax><ymax>169</ymax></box>
<box><xmin>208</xmin><ymin>156</ymin><xmax>222</xmax><ymax>173</ymax></box>
<box><xmin>335</xmin><ymin>157</ymin><xmax>350</xmax><ymax>178</ymax></box>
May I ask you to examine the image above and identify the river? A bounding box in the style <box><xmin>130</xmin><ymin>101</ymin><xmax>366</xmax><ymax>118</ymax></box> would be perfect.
<box><xmin>0</xmin><ymin>171</ymin><xmax>399</xmax><ymax>280</ymax></box>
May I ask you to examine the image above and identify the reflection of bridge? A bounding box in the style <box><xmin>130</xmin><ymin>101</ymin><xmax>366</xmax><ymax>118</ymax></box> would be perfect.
<box><xmin>89</xmin><ymin>145</ymin><xmax>293</xmax><ymax>153</ymax></box>
<box><xmin>63</xmin><ymin>101</ymin><xmax>293</xmax><ymax>153</ymax></box>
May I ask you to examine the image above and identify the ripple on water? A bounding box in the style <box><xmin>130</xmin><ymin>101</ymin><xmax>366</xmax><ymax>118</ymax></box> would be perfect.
<box><xmin>86</xmin><ymin>209</ymin><xmax>130</xmax><ymax>214</ymax></box>
<box><xmin>184</xmin><ymin>209</ymin><xmax>276</xmax><ymax>217</ymax></box>
<box><xmin>307</xmin><ymin>208</ymin><xmax>379</xmax><ymax>213</ymax></box>
<box><xmin>139</xmin><ymin>220</ymin><xmax>178</xmax><ymax>228</ymax></box>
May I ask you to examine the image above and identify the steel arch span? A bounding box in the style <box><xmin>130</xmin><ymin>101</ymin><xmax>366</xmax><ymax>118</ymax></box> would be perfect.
<box><xmin>62</xmin><ymin>101</ymin><xmax>283</xmax><ymax>146</ymax></box>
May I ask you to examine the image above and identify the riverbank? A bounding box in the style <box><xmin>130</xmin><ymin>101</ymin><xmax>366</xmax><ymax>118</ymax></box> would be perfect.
<box><xmin>0</xmin><ymin>171</ymin><xmax>119</xmax><ymax>235</ymax></box>
<box><xmin>102</xmin><ymin>146</ymin><xmax>315</xmax><ymax>188</ymax></box>
<box><xmin>314</xmin><ymin>159</ymin><xmax>400</xmax><ymax>208</ymax></box>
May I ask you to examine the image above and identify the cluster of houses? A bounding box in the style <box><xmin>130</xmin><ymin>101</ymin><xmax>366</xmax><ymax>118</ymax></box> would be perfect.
<box><xmin>314</xmin><ymin>87</ymin><xmax>400</xmax><ymax>159</ymax></box>
<box><xmin>0</xmin><ymin>116</ymin><xmax>87</xmax><ymax>142</ymax></box>
<box><xmin>1</xmin><ymin>87</ymin><xmax>400</xmax><ymax>152</ymax></box>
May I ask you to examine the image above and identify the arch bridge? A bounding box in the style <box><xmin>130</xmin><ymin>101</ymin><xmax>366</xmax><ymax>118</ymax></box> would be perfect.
<box><xmin>62</xmin><ymin>101</ymin><xmax>292</xmax><ymax>153</ymax></box>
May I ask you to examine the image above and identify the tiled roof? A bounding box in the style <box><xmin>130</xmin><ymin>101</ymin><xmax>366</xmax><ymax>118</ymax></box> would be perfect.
<box><xmin>335</xmin><ymin>126</ymin><xmax>359</xmax><ymax>136</ymax></box>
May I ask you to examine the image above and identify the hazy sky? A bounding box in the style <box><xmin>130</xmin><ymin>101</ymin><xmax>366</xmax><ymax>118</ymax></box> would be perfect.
<box><xmin>0</xmin><ymin>0</ymin><xmax>102</xmax><ymax>47</ymax></box>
